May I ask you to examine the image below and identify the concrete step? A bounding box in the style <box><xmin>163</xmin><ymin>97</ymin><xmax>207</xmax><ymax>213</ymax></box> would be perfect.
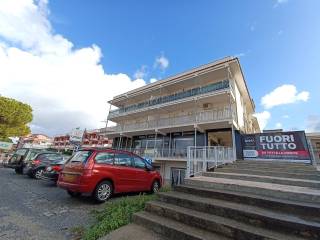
<box><xmin>145</xmin><ymin>200</ymin><xmax>307</xmax><ymax>240</ymax></box>
<box><xmin>215</xmin><ymin>168</ymin><xmax>320</xmax><ymax>181</ymax></box>
<box><xmin>102</xmin><ymin>223</ymin><xmax>169</xmax><ymax>240</ymax></box>
<box><xmin>174</xmin><ymin>185</ymin><xmax>320</xmax><ymax>221</ymax></box>
<box><xmin>157</xmin><ymin>191</ymin><xmax>320</xmax><ymax>239</ymax></box>
<box><xmin>202</xmin><ymin>172</ymin><xmax>320</xmax><ymax>189</ymax></box>
<box><xmin>175</xmin><ymin>185</ymin><xmax>320</xmax><ymax>220</ymax></box>
<box><xmin>234</xmin><ymin>161</ymin><xmax>314</xmax><ymax>169</ymax></box>
<box><xmin>184</xmin><ymin>176</ymin><xmax>320</xmax><ymax>204</ymax></box>
<box><xmin>220</xmin><ymin>164</ymin><xmax>319</xmax><ymax>174</ymax></box>
<box><xmin>235</xmin><ymin>160</ymin><xmax>314</xmax><ymax>168</ymax></box>
<box><xmin>133</xmin><ymin>211</ymin><xmax>230</xmax><ymax>240</ymax></box>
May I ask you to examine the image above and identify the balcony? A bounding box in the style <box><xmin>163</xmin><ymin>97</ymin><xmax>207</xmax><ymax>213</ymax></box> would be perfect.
<box><xmin>108</xmin><ymin>79</ymin><xmax>230</xmax><ymax>119</ymax></box>
<box><xmin>106</xmin><ymin>106</ymin><xmax>235</xmax><ymax>135</ymax></box>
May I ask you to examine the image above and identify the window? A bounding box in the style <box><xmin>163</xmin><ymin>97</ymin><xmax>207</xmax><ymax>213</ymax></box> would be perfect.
<box><xmin>133</xmin><ymin>157</ymin><xmax>146</xmax><ymax>169</ymax></box>
<box><xmin>38</xmin><ymin>154</ymin><xmax>63</xmax><ymax>161</ymax></box>
<box><xmin>49</xmin><ymin>154</ymin><xmax>64</xmax><ymax>161</ymax></box>
<box><xmin>70</xmin><ymin>150</ymin><xmax>92</xmax><ymax>163</ymax></box>
<box><xmin>95</xmin><ymin>152</ymin><xmax>114</xmax><ymax>164</ymax></box>
<box><xmin>114</xmin><ymin>153</ymin><xmax>132</xmax><ymax>167</ymax></box>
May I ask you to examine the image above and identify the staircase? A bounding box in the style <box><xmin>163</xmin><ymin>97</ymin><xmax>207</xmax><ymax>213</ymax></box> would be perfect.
<box><xmin>133</xmin><ymin>160</ymin><xmax>320</xmax><ymax>240</ymax></box>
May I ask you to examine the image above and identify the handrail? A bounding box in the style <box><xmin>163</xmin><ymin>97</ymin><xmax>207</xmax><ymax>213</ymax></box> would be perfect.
<box><xmin>187</xmin><ymin>146</ymin><xmax>234</xmax><ymax>177</ymax></box>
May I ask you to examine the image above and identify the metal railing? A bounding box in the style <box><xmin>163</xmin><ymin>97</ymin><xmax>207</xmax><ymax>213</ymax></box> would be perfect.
<box><xmin>187</xmin><ymin>146</ymin><xmax>234</xmax><ymax>177</ymax></box>
<box><xmin>109</xmin><ymin>80</ymin><xmax>230</xmax><ymax>118</ymax></box>
<box><xmin>105</xmin><ymin>106</ymin><xmax>234</xmax><ymax>134</ymax></box>
<box><xmin>117</xmin><ymin>147</ymin><xmax>189</xmax><ymax>159</ymax></box>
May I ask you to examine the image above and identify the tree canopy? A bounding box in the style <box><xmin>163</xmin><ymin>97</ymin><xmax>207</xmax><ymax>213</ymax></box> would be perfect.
<box><xmin>0</xmin><ymin>96</ymin><xmax>33</xmax><ymax>141</ymax></box>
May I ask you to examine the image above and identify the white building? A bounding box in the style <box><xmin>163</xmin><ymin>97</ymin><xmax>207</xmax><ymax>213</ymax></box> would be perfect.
<box><xmin>104</xmin><ymin>57</ymin><xmax>260</xmax><ymax>184</ymax></box>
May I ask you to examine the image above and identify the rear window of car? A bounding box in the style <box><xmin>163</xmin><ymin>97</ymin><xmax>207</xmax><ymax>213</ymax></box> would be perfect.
<box><xmin>69</xmin><ymin>151</ymin><xmax>92</xmax><ymax>163</ymax></box>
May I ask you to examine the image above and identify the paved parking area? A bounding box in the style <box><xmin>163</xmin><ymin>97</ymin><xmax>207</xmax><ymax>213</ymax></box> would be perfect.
<box><xmin>0</xmin><ymin>167</ymin><xmax>103</xmax><ymax>240</ymax></box>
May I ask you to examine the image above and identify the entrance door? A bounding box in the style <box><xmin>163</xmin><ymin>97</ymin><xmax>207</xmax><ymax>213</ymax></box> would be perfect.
<box><xmin>173</xmin><ymin>137</ymin><xmax>194</xmax><ymax>158</ymax></box>
<box><xmin>207</xmin><ymin>131</ymin><xmax>232</xmax><ymax>147</ymax></box>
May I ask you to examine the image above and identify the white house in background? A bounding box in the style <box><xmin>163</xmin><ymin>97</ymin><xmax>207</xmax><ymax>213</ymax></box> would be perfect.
<box><xmin>103</xmin><ymin>56</ymin><xmax>260</xmax><ymax>184</ymax></box>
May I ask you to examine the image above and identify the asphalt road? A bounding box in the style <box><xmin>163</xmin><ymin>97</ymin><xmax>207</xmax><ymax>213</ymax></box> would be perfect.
<box><xmin>0</xmin><ymin>167</ymin><xmax>104</xmax><ymax>240</ymax></box>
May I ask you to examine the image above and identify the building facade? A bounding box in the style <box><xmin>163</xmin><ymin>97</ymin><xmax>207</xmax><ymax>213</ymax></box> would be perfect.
<box><xmin>53</xmin><ymin>129</ymin><xmax>112</xmax><ymax>151</ymax></box>
<box><xmin>18</xmin><ymin>134</ymin><xmax>53</xmax><ymax>149</ymax></box>
<box><xmin>82</xmin><ymin>129</ymin><xmax>112</xmax><ymax>148</ymax></box>
<box><xmin>306</xmin><ymin>132</ymin><xmax>320</xmax><ymax>167</ymax></box>
<box><xmin>104</xmin><ymin>57</ymin><xmax>260</xmax><ymax>184</ymax></box>
<box><xmin>53</xmin><ymin>134</ymin><xmax>72</xmax><ymax>151</ymax></box>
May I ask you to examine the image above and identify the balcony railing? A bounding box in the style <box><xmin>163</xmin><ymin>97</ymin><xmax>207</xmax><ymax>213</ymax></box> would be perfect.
<box><xmin>109</xmin><ymin>79</ymin><xmax>230</xmax><ymax>119</ymax></box>
<box><xmin>106</xmin><ymin>106</ymin><xmax>235</xmax><ymax>134</ymax></box>
<box><xmin>117</xmin><ymin>147</ymin><xmax>190</xmax><ymax>160</ymax></box>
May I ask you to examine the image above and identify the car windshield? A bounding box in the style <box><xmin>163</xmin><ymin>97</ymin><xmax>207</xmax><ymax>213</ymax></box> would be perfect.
<box><xmin>69</xmin><ymin>151</ymin><xmax>92</xmax><ymax>163</ymax></box>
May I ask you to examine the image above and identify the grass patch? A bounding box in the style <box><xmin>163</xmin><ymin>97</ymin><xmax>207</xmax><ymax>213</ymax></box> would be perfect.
<box><xmin>82</xmin><ymin>187</ymin><xmax>171</xmax><ymax>240</ymax></box>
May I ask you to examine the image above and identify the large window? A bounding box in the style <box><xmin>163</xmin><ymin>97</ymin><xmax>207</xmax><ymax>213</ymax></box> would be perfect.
<box><xmin>114</xmin><ymin>153</ymin><xmax>132</xmax><ymax>167</ymax></box>
<box><xmin>95</xmin><ymin>152</ymin><xmax>114</xmax><ymax>164</ymax></box>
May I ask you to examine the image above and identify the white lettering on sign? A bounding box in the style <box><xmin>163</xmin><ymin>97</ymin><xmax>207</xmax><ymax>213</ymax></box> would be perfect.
<box><xmin>259</xmin><ymin>134</ymin><xmax>297</xmax><ymax>150</ymax></box>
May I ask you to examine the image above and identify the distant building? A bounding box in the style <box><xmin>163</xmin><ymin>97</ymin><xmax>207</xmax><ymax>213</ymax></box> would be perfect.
<box><xmin>52</xmin><ymin>128</ymin><xmax>112</xmax><ymax>151</ymax></box>
<box><xmin>52</xmin><ymin>134</ymin><xmax>72</xmax><ymax>151</ymax></box>
<box><xmin>18</xmin><ymin>134</ymin><xmax>53</xmax><ymax>149</ymax></box>
<box><xmin>104</xmin><ymin>56</ymin><xmax>260</xmax><ymax>184</ymax></box>
<box><xmin>306</xmin><ymin>132</ymin><xmax>320</xmax><ymax>166</ymax></box>
<box><xmin>82</xmin><ymin>129</ymin><xmax>112</xmax><ymax>148</ymax></box>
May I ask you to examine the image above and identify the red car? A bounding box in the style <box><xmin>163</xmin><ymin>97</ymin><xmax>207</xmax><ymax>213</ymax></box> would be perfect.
<box><xmin>57</xmin><ymin>149</ymin><xmax>162</xmax><ymax>202</ymax></box>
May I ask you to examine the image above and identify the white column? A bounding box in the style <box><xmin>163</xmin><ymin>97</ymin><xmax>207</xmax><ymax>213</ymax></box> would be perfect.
<box><xmin>231</xmin><ymin>125</ymin><xmax>237</xmax><ymax>161</ymax></box>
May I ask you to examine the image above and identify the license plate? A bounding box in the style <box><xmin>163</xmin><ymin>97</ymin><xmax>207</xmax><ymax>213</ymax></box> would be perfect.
<box><xmin>63</xmin><ymin>174</ymin><xmax>77</xmax><ymax>182</ymax></box>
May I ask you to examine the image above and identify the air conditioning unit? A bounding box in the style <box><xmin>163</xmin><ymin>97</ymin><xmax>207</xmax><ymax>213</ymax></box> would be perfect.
<box><xmin>203</xmin><ymin>103</ymin><xmax>212</xmax><ymax>109</ymax></box>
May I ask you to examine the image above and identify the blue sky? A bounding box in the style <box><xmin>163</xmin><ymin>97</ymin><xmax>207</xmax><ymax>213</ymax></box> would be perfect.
<box><xmin>0</xmin><ymin>0</ymin><xmax>319</xmax><ymax>135</ymax></box>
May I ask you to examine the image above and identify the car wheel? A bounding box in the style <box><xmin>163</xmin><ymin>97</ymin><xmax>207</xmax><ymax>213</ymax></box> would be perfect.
<box><xmin>67</xmin><ymin>190</ymin><xmax>81</xmax><ymax>198</ymax></box>
<box><xmin>93</xmin><ymin>180</ymin><xmax>113</xmax><ymax>203</ymax></box>
<box><xmin>34</xmin><ymin>169</ymin><xmax>44</xmax><ymax>179</ymax></box>
<box><xmin>15</xmin><ymin>167</ymin><xmax>23</xmax><ymax>174</ymax></box>
<box><xmin>151</xmin><ymin>180</ymin><xmax>160</xmax><ymax>193</ymax></box>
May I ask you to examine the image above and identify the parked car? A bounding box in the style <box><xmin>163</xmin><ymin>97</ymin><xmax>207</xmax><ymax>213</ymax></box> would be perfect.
<box><xmin>57</xmin><ymin>149</ymin><xmax>162</xmax><ymax>202</ymax></box>
<box><xmin>42</xmin><ymin>158</ymin><xmax>69</xmax><ymax>183</ymax></box>
<box><xmin>7</xmin><ymin>148</ymin><xmax>46</xmax><ymax>174</ymax></box>
<box><xmin>25</xmin><ymin>152</ymin><xmax>66</xmax><ymax>179</ymax></box>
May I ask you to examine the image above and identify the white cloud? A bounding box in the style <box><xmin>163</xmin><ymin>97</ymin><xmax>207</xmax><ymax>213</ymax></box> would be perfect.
<box><xmin>0</xmin><ymin>0</ymin><xmax>146</xmax><ymax>136</ymax></box>
<box><xmin>261</xmin><ymin>84</ymin><xmax>309</xmax><ymax>109</ymax></box>
<box><xmin>150</xmin><ymin>78</ymin><xmax>157</xmax><ymax>83</ymax></box>
<box><xmin>274</xmin><ymin>0</ymin><xmax>289</xmax><ymax>8</ymax></box>
<box><xmin>253</xmin><ymin>111</ymin><xmax>271</xmax><ymax>130</ymax></box>
<box><xmin>133</xmin><ymin>65</ymin><xmax>148</xmax><ymax>79</ymax></box>
<box><xmin>306</xmin><ymin>115</ymin><xmax>320</xmax><ymax>133</ymax></box>
<box><xmin>235</xmin><ymin>52</ymin><xmax>245</xmax><ymax>58</ymax></box>
<box><xmin>275</xmin><ymin>122</ymin><xmax>282</xmax><ymax>129</ymax></box>
<box><xmin>154</xmin><ymin>53</ymin><xmax>169</xmax><ymax>71</ymax></box>
<box><xmin>282</xmin><ymin>115</ymin><xmax>290</xmax><ymax>119</ymax></box>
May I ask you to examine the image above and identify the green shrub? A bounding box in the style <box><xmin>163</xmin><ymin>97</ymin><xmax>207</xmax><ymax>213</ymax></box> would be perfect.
<box><xmin>83</xmin><ymin>193</ymin><xmax>157</xmax><ymax>240</ymax></box>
